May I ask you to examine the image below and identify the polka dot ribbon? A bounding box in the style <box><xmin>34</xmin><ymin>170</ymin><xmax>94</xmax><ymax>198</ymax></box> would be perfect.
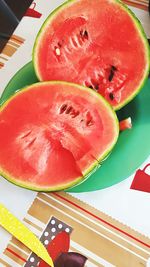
<box><xmin>24</xmin><ymin>216</ymin><xmax>73</xmax><ymax>267</ymax></box>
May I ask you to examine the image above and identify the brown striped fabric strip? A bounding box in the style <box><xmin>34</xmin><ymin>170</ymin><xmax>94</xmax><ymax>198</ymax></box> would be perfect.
<box><xmin>23</xmin><ymin>218</ymin><xmax>43</xmax><ymax>232</ymax></box>
<box><xmin>8</xmin><ymin>40</ymin><xmax>20</xmax><ymax>48</ymax></box>
<box><xmin>11</xmin><ymin>237</ymin><xmax>31</xmax><ymax>254</ymax></box>
<box><xmin>11</xmin><ymin>35</ymin><xmax>25</xmax><ymax>44</ymax></box>
<box><xmin>2</xmin><ymin>192</ymin><xmax>150</xmax><ymax>267</ymax></box>
<box><xmin>7</xmin><ymin>244</ymin><xmax>28</xmax><ymax>261</ymax></box>
<box><xmin>0</xmin><ymin>258</ymin><xmax>12</xmax><ymax>267</ymax></box>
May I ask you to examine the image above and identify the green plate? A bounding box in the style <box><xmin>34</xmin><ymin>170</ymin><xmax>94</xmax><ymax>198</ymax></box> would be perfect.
<box><xmin>1</xmin><ymin>62</ymin><xmax>150</xmax><ymax>193</ymax></box>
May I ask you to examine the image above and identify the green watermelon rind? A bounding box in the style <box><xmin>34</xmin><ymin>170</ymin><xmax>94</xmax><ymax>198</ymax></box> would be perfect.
<box><xmin>33</xmin><ymin>0</ymin><xmax>150</xmax><ymax>111</ymax></box>
<box><xmin>0</xmin><ymin>81</ymin><xmax>119</xmax><ymax>192</ymax></box>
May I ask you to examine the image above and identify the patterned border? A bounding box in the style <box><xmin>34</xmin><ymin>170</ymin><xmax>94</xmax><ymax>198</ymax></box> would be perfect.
<box><xmin>0</xmin><ymin>192</ymin><xmax>150</xmax><ymax>267</ymax></box>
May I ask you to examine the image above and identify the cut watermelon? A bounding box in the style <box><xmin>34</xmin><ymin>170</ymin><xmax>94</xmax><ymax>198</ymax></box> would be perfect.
<box><xmin>33</xmin><ymin>0</ymin><xmax>150</xmax><ymax>110</ymax></box>
<box><xmin>0</xmin><ymin>82</ymin><xmax>119</xmax><ymax>191</ymax></box>
<box><xmin>119</xmin><ymin>117</ymin><xmax>132</xmax><ymax>131</ymax></box>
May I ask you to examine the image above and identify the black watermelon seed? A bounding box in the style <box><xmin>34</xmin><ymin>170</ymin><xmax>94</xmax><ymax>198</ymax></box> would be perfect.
<box><xmin>94</xmin><ymin>84</ymin><xmax>99</xmax><ymax>90</ymax></box>
<box><xmin>112</xmin><ymin>65</ymin><xmax>117</xmax><ymax>71</ymax></box>
<box><xmin>60</xmin><ymin>104</ymin><xmax>67</xmax><ymax>114</ymax></box>
<box><xmin>109</xmin><ymin>93</ymin><xmax>114</xmax><ymax>101</ymax></box>
<box><xmin>80</xmin><ymin>30</ymin><xmax>84</xmax><ymax>36</ymax></box>
<box><xmin>57</xmin><ymin>42</ymin><xmax>62</xmax><ymax>48</ymax></box>
<box><xmin>84</xmin><ymin>30</ymin><xmax>88</xmax><ymax>39</ymax></box>
<box><xmin>80</xmin><ymin>30</ymin><xmax>88</xmax><ymax>40</ymax></box>
<box><xmin>109</xmin><ymin>65</ymin><xmax>117</xmax><ymax>82</ymax></box>
<box><xmin>66</xmin><ymin>106</ymin><xmax>73</xmax><ymax>114</ymax></box>
<box><xmin>89</xmin><ymin>85</ymin><xmax>94</xmax><ymax>89</ymax></box>
<box><xmin>109</xmin><ymin>71</ymin><xmax>114</xmax><ymax>82</ymax></box>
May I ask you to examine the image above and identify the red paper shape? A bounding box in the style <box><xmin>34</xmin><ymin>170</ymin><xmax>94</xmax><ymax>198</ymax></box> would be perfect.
<box><xmin>39</xmin><ymin>231</ymin><xmax>70</xmax><ymax>267</ymax></box>
<box><xmin>130</xmin><ymin>164</ymin><xmax>150</xmax><ymax>193</ymax></box>
<box><xmin>25</xmin><ymin>2</ymin><xmax>42</xmax><ymax>18</ymax></box>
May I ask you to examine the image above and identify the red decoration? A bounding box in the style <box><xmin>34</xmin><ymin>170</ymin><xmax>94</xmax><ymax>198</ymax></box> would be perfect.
<box><xmin>25</xmin><ymin>2</ymin><xmax>42</xmax><ymax>18</ymax></box>
<box><xmin>39</xmin><ymin>231</ymin><xmax>70</xmax><ymax>267</ymax></box>
<box><xmin>130</xmin><ymin>164</ymin><xmax>150</xmax><ymax>193</ymax></box>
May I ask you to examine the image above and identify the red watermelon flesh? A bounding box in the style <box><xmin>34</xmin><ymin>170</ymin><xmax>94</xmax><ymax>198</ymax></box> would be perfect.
<box><xmin>33</xmin><ymin>0</ymin><xmax>149</xmax><ymax>110</ymax></box>
<box><xmin>0</xmin><ymin>82</ymin><xmax>119</xmax><ymax>191</ymax></box>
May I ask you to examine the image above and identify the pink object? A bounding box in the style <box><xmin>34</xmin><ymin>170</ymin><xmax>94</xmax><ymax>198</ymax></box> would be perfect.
<box><xmin>25</xmin><ymin>2</ymin><xmax>42</xmax><ymax>18</ymax></box>
<box><xmin>130</xmin><ymin>164</ymin><xmax>150</xmax><ymax>193</ymax></box>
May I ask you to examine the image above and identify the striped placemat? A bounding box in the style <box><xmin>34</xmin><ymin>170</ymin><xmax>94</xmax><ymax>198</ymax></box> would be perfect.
<box><xmin>0</xmin><ymin>192</ymin><xmax>150</xmax><ymax>267</ymax></box>
<box><xmin>0</xmin><ymin>34</ymin><xmax>25</xmax><ymax>70</ymax></box>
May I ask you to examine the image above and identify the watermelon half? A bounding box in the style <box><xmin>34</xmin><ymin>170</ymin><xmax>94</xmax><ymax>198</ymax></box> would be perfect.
<box><xmin>0</xmin><ymin>82</ymin><xmax>119</xmax><ymax>191</ymax></box>
<box><xmin>33</xmin><ymin>0</ymin><xmax>150</xmax><ymax>110</ymax></box>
